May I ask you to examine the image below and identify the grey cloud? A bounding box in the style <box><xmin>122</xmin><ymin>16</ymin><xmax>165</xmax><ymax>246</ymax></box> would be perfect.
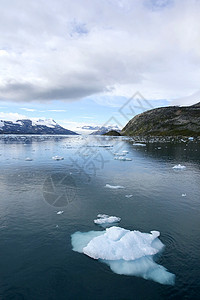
<box><xmin>0</xmin><ymin>81</ymin><xmax>104</xmax><ymax>102</ymax></box>
<box><xmin>0</xmin><ymin>0</ymin><xmax>200</xmax><ymax>104</ymax></box>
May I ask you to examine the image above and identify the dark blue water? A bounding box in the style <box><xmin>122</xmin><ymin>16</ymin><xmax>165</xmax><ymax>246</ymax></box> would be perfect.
<box><xmin>0</xmin><ymin>135</ymin><xmax>200</xmax><ymax>299</ymax></box>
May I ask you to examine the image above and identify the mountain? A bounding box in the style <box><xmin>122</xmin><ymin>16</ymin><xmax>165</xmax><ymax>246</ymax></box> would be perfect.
<box><xmin>0</xmin><ymin>118</ymin><xmax>78</xmax><ymax>135</ymax></box>
<box><xmin>122</xmin><ymin>103</ymin><xmax>200</xmax><ymax>137</ymax></box>
<box><xmin>103</xmin><ymin>130</ymin><xmax>121</xmax><ymax>136</ymax></box>
<box><xmin>90</xmin><ymin>125</ymin><xmax>121</xmax><ymax>135</ymax></box>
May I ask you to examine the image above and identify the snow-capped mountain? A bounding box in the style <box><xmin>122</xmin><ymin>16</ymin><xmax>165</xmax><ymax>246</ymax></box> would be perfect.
<box><xmin>0</xmin><ymin>118</ymin><xmax>78</xmax><ymax>135</ymax></box>
<box><xmin>89</xmin><ymin>125</ymin><xmax>121</xmax><ymax>135</ymax></box>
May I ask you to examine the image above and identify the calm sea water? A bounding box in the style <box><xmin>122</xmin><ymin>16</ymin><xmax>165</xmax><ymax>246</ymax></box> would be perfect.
<box><xmin>0</xmin><ymin>135</ymin><xmax>200</xmax><ymax>300</ymax></box>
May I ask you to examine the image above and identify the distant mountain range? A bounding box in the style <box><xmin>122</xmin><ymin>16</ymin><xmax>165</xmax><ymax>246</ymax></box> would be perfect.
<box><xmin>122</xmin><ymin>102</ymin><xmax>200</xmax><ymax>137</ymax></box>
<box><xmin>0</xmin><ymin>118</ymin><xmax>78</xmax><ymax>135</ymax></box>
<box><xmin>89</xmin><ymin>125</ymin><xmax>121</xmax><ymax>135</ymax></box>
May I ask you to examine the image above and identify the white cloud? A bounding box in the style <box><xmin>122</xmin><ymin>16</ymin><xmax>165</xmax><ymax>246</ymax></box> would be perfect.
<box><xmin>171</xmin><ymin>90</ymin><xmax>200</xmax><ymax>106</ymax></box>
<box><xmin>0</xmin><ymin>112</ymin><xmax>28</xmax><ymax>121</ymax></box>
<box><xmin>0</xmin><ymin>0</ymin><xmax>200</xmax><ymax>105</ymax></box>
<box><xmin>20</xmin><ymin>107</ymin><xmax>36</xmax><ymax>112</ymax></box>
<box><xmin>48</xmin><ymin>109</ymin><xmax>67</xmax><ymax>112</ymax></box>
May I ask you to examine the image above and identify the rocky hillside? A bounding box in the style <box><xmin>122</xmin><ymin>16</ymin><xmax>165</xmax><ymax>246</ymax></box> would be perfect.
<box><xmin>122</xmin><ymin>103</ymin><xmax>200</xmax><ymax>137</ymax></box>
<box><xmin>103</xmin><ymin>130</ymin><xmax>121</xmax><ymax>136</ymax></box>
<box><xmin>0</xmin><ymin>118</ymin><xmax>78</xmax><ymax>135</ymax></box>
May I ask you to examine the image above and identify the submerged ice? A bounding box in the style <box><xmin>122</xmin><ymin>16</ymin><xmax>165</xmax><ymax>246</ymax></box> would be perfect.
<box><xmin>71</xmin><ymin>226</ymin><xmax>175</xmax><ymax>285</ymax></box>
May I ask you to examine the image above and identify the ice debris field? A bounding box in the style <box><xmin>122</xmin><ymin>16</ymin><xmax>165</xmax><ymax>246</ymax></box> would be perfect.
<box><xmin>71</xmin><ymin>224</ymin><xmax>175</xmax><ymax>285</ymax></box>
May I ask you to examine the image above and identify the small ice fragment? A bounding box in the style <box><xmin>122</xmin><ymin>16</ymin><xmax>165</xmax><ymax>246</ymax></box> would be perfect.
<box><xmin>157</xmin><ymin>147</ymin><xmax>162</xmax><ymax>150</ymax></box>
<box><xmin>114</xmin><ymin>153</ymin><xmax>126</xmax><ymax>156</ymax></box>
<box><xmin>56</xmin><ymin>225</ymin><xmax>59</xmax><ymax>228</ymax></box>
<box><xmin>172</xmin><ymin>164</ymin><xmax>186</xmax><ymax>169</ymax></box>
<box><xmin>94</xmin><ymin>215</ymin><xmax>121</xmax><ymax>225</ymax></box>
<box><xmin>57</xmin><ymin>211</ymin><xmax>64</xmax><ymax>215</ymax></box>
<box><xmin>52</xmin><ymin>156</ymin><xmax>64</xmax><ymax>161</ymax></box>
<box><xmin>125</xmin><ymin>194</ymin><xmax>133</xmax><ymax>198</ymax></box>
<box><xmin>97</xmin><ymin>214</ymin><xmax>109</xmax><ymax>218</ymax></box>
<box><xmin>122</xmin><ymin>150</ymin><xmax>129</xmax><ymax>154</ymax></box>
<box><xmin>182</xmin><ymin>193</ymin><xmax>186</xmax><ymax>197</ymax></box>
<box><xmin>105</xmin><ymin>184</ymin><xmax>124</xmax><ymax>189</ymax></box>
<box><xmin>132</xmin><ymin>143</ymin><xmax>146</xmax><ymax>146</ymax></box>
<box><xmin>25</xmin><ymin>157</ymin><xmax>33</xmax><ymax>161</ymax></box>
<box><xmin>114</xmin><ymin>156</ymin><xmax>132</xmax><ymax>161</ymax></box>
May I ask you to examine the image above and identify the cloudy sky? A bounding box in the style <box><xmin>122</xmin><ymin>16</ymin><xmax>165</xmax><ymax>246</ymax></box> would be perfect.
<box><xmin>0</xmin><ymin>0</ymin><xmax>200</xmax><ymax>131</ymax></box>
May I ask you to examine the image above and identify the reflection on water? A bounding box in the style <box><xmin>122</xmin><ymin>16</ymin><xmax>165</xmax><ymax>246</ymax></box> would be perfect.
<box><xmin>0</xmin><ymin>135</ymin><xmax>200</xmax><ymax>299</ymax></box>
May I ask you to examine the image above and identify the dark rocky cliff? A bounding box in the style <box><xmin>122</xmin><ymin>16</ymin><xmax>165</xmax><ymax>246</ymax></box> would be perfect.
<box><xmin>122</xmin><ymin>103</ymin><xmax>200</xmax><ymax>137</ymax></box>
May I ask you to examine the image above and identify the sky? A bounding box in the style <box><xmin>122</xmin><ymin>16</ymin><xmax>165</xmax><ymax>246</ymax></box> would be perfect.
<box><xmin>0</xmin><ymin>0</ymin><xmax>200</xmax><ymax>132</ymax></box>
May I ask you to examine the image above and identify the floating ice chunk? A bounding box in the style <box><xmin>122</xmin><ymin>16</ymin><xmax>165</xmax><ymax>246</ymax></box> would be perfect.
<box><xmin>94</xmin><ymin>215</ymin><xmax>121</xmax><ymax>225</ymax></box>
<box><xmin>105</xmin><ymin>184</ymin><xmax>124</xmax><ymax>189</ymax></box>
<box><xmin>132</xmin><ymin>143</ymin><xmax>146</xmax><ymax>147</ymax></box>
<box><xmin>52</xmin><ymin>156</ymin><xmax>64</xmax><ymax>161</ymax></box>
<box><xmin>122</xmin><ymin>150</ymin><xmax>129</xmax><ymax>154</ymax></box>
<box><xmin>57</xmin><ymin>211</ymin><xmax>64</xmax><ymax>215</ymax></box>
<box><xmin>71</xmin><ymin>226</ymin><xmax>175</xmax><ymax>285</ymax></box>
<box><xmin>188</xmin><ymin>137</ymin><xmax>194</xmax><ymax>141</ymax></box>
<box><xmin>114</xmin><ymin>156</ymin><xmax>132</xmax><ymax>161</ymax></box>
<box><xmin>125</xmin><ymin>194</ymin><xmax>133</xmax><ymax>198</ymax></box>
<box><xmin>97</xmin><ymin>214</ymin><xmax>109</xmax><ymax>218</ymax></box>
<box><xmin>114</xmin><ymin>153</ymin><xmax>126</xmax><ymax>156</ymax></box>
<box><xmin>172</xmin><ymin>164</ymin><xmax>186</xmax><ymax>170</ymax></box>
<box><xmin>182</xmin><ymin>193</ymin><xmax>187</xmax><ymax>197</ymax></box>
<box><xmin>25</xmin><ymin>157</ymin><xmax>33</xmax><ymax>161</ymax></box>
<box><xmin>83</xmin><ymin>227</ymin><xmax>162</xmax><ymax>261</ymax></box>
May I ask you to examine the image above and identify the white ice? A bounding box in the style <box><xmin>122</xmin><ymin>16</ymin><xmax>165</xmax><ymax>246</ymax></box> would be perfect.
<box><xmin>172</xmin><ymin>164</ymin><xmax>186</xmax><ymax>169</ymax></box>
<box><xmin>114</xmin><ymin>156</ymin><xmax>132</xmax><ymax>161</ymax></box>
<box><xmin>125</xmin><ymin>195</ymin><xmax>133</xmax><ymax>198</ymax></box>
<box><xmin>94</xmin><ymin>215</ymin><xmax>121</xmax><ymax>225</ymax></box>
<box><xmin>52</xmin><ymin>156</ymin><xmax>64</xmax><ymax>161</ymax></box>
<box><xmin>25</xmin><ymin>157</ymin><xmax>33</xmax><ymax>161</ymax></box>
<box><xmin>132</xmin><ymin>143</ymin><xmax>146</xmax><ymax>146</ymax></box>
<box><xmin>114</xmin><ymin>153</ymin><xmax>126</xmax><ymax>156</ymax></box>
<box><xmin>105</xmin><ymin>184</ymin><xmax>125</xmax><ymax>189</ymax></box>
<box><xmin>71</xmin><ymin>226</ymin><xmax>175</xmax><ymax>285</ymax></box>
<box><xmin>57</xmin><ymin>211</ymin><xmax>64</xmax><ymax>214</ymax></box>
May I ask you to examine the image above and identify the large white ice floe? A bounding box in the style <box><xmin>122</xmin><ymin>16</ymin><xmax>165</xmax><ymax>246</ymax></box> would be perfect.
<box><xmin>52</xmin><ymin>156</ymin><xmax>64</xmax><ymax>161</ymax></box>
<box><xmin>94</xmin><ymin>214</ymin><xmax>121</xmax><ymax>225</ymax></box>
<box><xmin>71</xmin><ymin>226</ymin><xmax>175</xmax><ymax>285</ymax></box>
<box><xmin>105</xmin><ymin>184</ymin><xmax>124</xmax><ymax>189</ymax></box>
<box><xmin>172</xmin><ymin>164</ymin><xmax>186</xmax><ymax>170</ymax></box>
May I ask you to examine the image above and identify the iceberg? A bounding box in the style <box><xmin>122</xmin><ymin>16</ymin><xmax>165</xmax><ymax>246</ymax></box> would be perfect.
<box><xmin>94</xmin><ymin>214</ymin><xmax>121</xmax><ymax>225</ymax></box>
<box><xmin>71</xmin><ymin>226</ymin><xmax>175</xmax><ymax>285</ymax></box>
<box><xmin>105</xmin><ymin>184</ymin><xmax>125</xmax><ymax>189</ymax></box>
<box><xmin>57</xmin><ymin>211</ymin><xmax>64</xmax><ymax>215</ymax></box>
<box><xmin>172</xmin><ymin>164</ymin><xmax>186</xmax><ymax>170</ymax></box>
